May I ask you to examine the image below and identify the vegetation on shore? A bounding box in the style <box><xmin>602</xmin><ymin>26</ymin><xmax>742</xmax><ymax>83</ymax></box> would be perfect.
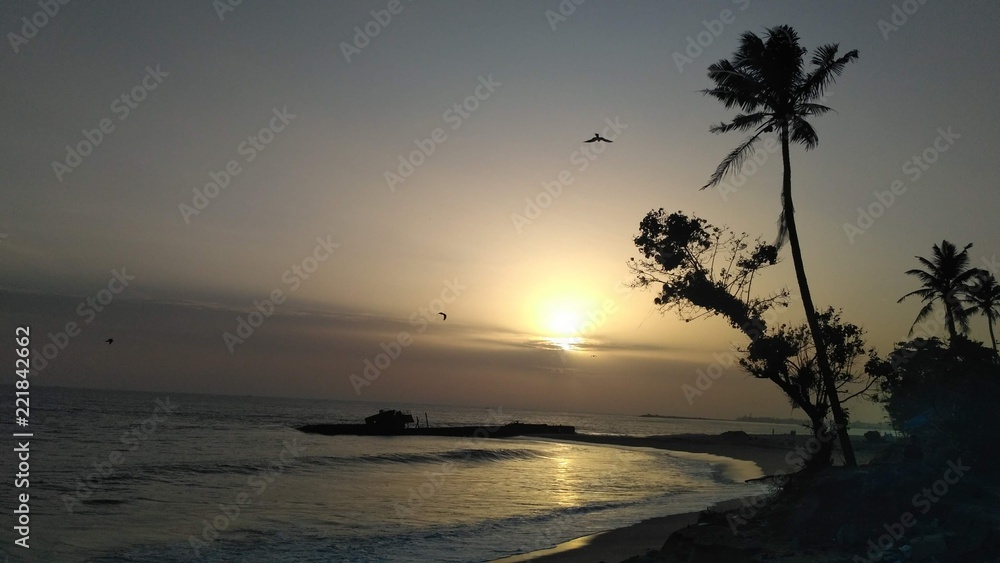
<box><xmin>626</xmin><ymin>23</ymin><xmax>1000</xmax><ymax>562</ymax></box>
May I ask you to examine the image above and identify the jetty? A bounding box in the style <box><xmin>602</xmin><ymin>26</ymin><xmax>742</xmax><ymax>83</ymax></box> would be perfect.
<box><xmin>298</xmin><ymin>409</ymin><xmax>575</xmax><ymax>438</ymax></box>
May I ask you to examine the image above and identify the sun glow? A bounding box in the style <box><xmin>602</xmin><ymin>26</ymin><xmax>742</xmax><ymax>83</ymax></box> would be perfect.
<box><xmin>540</xmin><ymin>305</ymin><xmax>587</xmax><ymax>351</ymax></box>
<box><xmin>545</xmin><ymin>336</ymin><xmax>583</xmax><ymax>351</ymax></box>
<box><xmin>525</xmin><ymin>284</ymin><xmax>603</xmax><ymax>353</ymax></box>
<box><xmin>547</xmin><ymin>310</ymin><xmax>582</xmax><ymax>335</ymax></box>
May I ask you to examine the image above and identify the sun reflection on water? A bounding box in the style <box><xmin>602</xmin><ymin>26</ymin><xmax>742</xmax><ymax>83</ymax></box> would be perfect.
<box><xmin>549</xmin><ymin>448</ymin><xmax>579</xmax><ymax>507</ymax></box>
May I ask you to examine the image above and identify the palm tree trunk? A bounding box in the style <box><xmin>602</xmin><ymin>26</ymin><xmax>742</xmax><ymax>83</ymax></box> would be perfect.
<box><xmin>779</xmin><ymin>126</ymin><xmax>857</xmax><ymax>468</ymax></box>
<box><xmin>944</xmin><ymin>296</ymin><xmax>958</xmax><ymax>342</ymax></box>
<box><xmin>989</xmin><ymin>317</ymin><xmax>997</xmax><ymax>358</ymax></box>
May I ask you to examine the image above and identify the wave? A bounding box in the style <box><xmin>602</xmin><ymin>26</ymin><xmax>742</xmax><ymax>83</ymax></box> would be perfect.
<box><xmin>81</xmin><ymin>498</ymin><xmax>129</xmax><ymax>506</ymax></box>
<box><xmin>76</xmin><ymin>447</ymin><xmax>545</xmax><ymax>487</ymax></box>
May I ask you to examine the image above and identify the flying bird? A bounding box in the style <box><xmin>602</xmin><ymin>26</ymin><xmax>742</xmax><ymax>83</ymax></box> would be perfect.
<box><xmin>105</xmin><ymin>338</ymin><xmax>113</xmax><ymax>344</ymax></box>
<box><xmin>438</xmin><ymin>312</ymin><xmax>447</xmax><ymax>320</ymax></box>
<box><xmin>584</xmin><ymin>133</ymin><xmax>612</xmax><ymax>143</ymax></box>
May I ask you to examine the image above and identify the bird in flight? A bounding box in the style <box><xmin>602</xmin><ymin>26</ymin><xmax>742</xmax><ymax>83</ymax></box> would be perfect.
<box><xmin>584</xmin><ymin>133</ymin><xmax>613</xmax><ymax>143</ymax></box>
<box><xmin>438</xmin><ymin>312</ymin><xmax>447</xmax><ymax>320</ymax></box>
<box><xmin>105</xmin><ymin>338</ymin><xmax>114</xmax><ymax>344</ymax></box>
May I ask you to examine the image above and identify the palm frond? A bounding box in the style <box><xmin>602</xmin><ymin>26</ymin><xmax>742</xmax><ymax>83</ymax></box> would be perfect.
<box><xmin>708</xmin><ymin>112</ymin><xmax>772</xmax><ymax>134</ymax></box>
<box><xmin>898</xmin><ymin>287</ymin><xmax>935</xmax><ymax>303</ymax></box>
<box><xmin>800</xmin><ymin>45</ymin><xmax>859</xmax><ymax>101</ymax></box>
<box><xmin>702</xmin><ymin>132</ymin><xmax>763</xmax><ymax>189</ymax></box>
<box><xmin>789</xmin><ymin>118</ymin><xmax>819</xmax><ymax>149</ymax></box>
<box><xmin>913</xmin><ymin>256</ymin><xmax>940</xmax><ymax>274</ymax></box>
<box><xmin>703</xmin><ymin>62</ymin><xmax>765</xmax><ymax>112</ymax></box>
<box><xmin>907</xmin><ymin>302</ymin><xmax>937</xmax><ymax>336</ymax></box>
<box><xmin>797</xmin><ymin>103</ymin><xmax>833</xmax><ymax>117</ymax></box>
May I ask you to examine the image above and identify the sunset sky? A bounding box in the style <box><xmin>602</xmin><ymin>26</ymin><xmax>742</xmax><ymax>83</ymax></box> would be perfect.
<box><xmin>3</xmin><ymin>1</ymin><xmax>999</xmax><ymax>421</ymax></box>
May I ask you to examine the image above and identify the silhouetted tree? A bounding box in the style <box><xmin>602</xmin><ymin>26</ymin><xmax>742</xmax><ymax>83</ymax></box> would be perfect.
<box><xmin>630</xmin><ymin>209</ymin><xmax>787</xmax><ymax>338</ymax></box>
<box><xmin>630</xmin><ymin>212</ymin><xmax>877</xmax><ymax>470</ymax></box>
<box><xmin>897</xmin><ymin>240</ymin><xmax>979</xmax><ymax>342</ymax></box>
<box><xmin>964</xmin><ymin>270</ymin><xmax>1000</xmax><ymax>358</ymax></box>
<box><xmin>702</xmin><ymin>25</ymin><xmax>860</xmax><ymax>466</ymax></box>
<box><xmin>867</xmin><ymin>336</ymin><xmax>1000</xmax><ymax>469</ymax></box>
<box><xmin>739</xmin><ymin>309</ymin><xmax>877</xmax><ymax>470</ymax></box>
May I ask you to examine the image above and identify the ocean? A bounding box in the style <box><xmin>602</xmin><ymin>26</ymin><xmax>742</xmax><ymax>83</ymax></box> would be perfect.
<box><xmin>0</xmin><ymin>387</ymin><xmax>806</xmax><ymax>562</ymax></box>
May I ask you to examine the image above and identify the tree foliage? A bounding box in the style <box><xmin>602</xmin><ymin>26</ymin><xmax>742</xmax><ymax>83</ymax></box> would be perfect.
<box><xmin>898</xmin><ymin>240</ymin><xmax>980</xmax><ymax>341</ymax></box>
<box><xmin>630</xmin><ymin>211</ymin><xmax>878</xmax><ymax>470</ymax></box>
<box><xmin>867</xmin><ymin>336</ymin><xmax>1000</xmax><ymax>469</ymax></box>
<box><xmin>629</xmin><ymin>209</ymin><xmax>786</xmax><ymax>337</ymax></box>
<box><xmin>740</xmin><ymin>309</ymin><xmax>877</xmax><ymax>435</ymax></box>
<box><xmin>963</xmin><ymin>269</ymin><xmax>1000</xmax><ymax>357</ymax></box>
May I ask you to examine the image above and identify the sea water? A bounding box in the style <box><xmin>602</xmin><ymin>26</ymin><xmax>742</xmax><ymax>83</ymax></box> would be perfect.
<box><xmin>0</xmin><ymin>387</ymin><xmax>797</xmax><ymax>562</ymax></box>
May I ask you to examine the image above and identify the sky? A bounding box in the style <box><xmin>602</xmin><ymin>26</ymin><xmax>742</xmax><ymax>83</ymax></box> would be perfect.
<box><xmin>3</xmin><ymin>1</ymin><xmax>999</xmax><ymax>421</ymax></box>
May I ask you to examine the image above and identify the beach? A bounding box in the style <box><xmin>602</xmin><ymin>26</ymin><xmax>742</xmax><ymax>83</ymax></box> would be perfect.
<box><xmin>492</xmin><ymin>432</ymin><xmax>818</xmax><ymax>563</ymax></box>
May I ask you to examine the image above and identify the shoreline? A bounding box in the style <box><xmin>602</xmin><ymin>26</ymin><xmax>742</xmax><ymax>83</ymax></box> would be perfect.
<box><xmin>491</xmin><ymin>498</ymin><xmax>746</xmax><ymax>563</ymax></box>
<box><xmin>489</xmin><ymin>432</ymin><xmax>810</xmax><ymax>563</ymax></box>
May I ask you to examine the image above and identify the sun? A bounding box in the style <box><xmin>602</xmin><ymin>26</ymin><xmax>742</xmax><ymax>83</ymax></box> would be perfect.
<box><xmin>548</xmin><ymin>309</ymin><xmax>583</xmax><ymax>335</ymax></box>
<box><xmin>524</xmin><ymin>286</ymin><xmax>599</xmax><ymax>352</ymax></box>
<box><xmin>540</xmin><ymin>305</ymin><xmax>586</xmax><ymax>351</ymax></box>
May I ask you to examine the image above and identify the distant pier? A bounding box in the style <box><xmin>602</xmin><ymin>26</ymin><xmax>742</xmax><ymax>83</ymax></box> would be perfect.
<box><xmin>297</xmin><ymin>421</ymin><xmax>576</xmax><ymax>438</ymax></box>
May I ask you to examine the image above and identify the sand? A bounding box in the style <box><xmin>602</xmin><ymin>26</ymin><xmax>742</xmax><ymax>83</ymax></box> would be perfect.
<box><xmin>489</xmin><ymin>432</ymin><xmax>813</xmax><ymax>563</ymax></box>
<box><xmin>489</xmin><ymin>510</ymin><xmax>703</xmax><ymax>563</ymax></box>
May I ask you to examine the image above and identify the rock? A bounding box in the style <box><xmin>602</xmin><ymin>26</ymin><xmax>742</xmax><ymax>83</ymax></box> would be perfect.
<box><xmin>835</xmin><ymin>522</ymin><xmax>863</xmax><ymax>546</ymax></box>
<box><xmin>909</xmin><ymin>534</ymin><xmax>947</xmax><ymax>561</ymax></box>
<box><xmin>659</xmin><ymin>524</ymin><xmax>757</xmax><ymax>563</ymax></box>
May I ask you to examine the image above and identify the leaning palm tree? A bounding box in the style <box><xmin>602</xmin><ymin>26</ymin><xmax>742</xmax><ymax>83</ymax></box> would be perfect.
<box><xmin>962</xmin><ymin>270</ymin><xmax>1000</xmax><ymax>357</ymax></box>
<box><xmin>701</xmin><ymin>25</ymin><xmax>859</xmax><ymax>466</ymax></box>
<box><xmin>898</xmin><ymin>240</ymin><xmax>979</xmax><ymax>342</ymax></box>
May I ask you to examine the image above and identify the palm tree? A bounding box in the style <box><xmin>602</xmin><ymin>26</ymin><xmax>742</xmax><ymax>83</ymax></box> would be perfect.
<box><xmin>702</xmin><ymin>25</ymin><xmax>859</xmax><ymax>466</ymax></box>
<box><xmin>963</xmin><ymin>270</ymin><xmax>1000</xmax><ymax>357</ymax></box>
<box><xmin>898</xmin><ymin>240</ymin><xmax>978</xmax><ymax>341</ymax></box>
